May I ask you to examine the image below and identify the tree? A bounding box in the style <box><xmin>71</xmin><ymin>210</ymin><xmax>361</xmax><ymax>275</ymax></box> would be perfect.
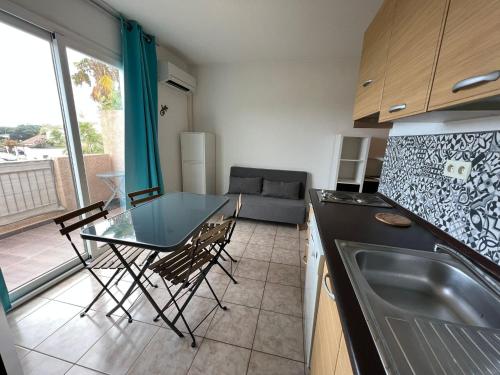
<box><xmin>71</xmin><ymin>58</ymin><xmax>122</xmax><ymax>111</ymax></box>
<box><xmin>48</xmin><ymin>128</ymin><xmax>66</xmax><ymax>148</ymax></box>
<box><xmin>79</xmin><ymin>122</ymin><xmax>104</xmax><ymax>154</ymax></box>
<box><xmin>9</xmin><ymin>125</ymin><xmax>41</xmax><ymax>141</ymax></box>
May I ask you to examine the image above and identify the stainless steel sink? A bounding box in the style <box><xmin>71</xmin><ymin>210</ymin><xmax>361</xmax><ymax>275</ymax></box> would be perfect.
<box><xmin>336</xmin><ymin>241</ymin><xmax>500</xmax><ymax>375</ymax></box>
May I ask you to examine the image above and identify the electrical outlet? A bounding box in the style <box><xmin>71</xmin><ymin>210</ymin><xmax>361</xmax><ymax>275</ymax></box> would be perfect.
<box><xmin>443</xmin><ymin>160</ymin><xmax>472</xmax><ymax>181</ymax></box>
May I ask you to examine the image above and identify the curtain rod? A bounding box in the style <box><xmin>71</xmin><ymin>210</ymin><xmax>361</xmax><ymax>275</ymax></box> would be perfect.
<box><xmin>87</xmin><ymin>0</ymin><xmax>158</xmax><ymax>45</ymax></box>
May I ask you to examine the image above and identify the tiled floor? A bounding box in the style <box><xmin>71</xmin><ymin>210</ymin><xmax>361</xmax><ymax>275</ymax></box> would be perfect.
<box><xmin>7</xmin><ymin>219</ymin><xmax>308</xmax><ymax>375</ymax></box>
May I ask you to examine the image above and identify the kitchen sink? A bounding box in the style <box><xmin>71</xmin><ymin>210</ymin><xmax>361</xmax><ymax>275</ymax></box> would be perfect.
<box><xmin>355</xmin><ymin>249</ymin><xmax>500</xmax><ymax>327</ymax></box>
<box><xmin>336</xmin><ymin>241</ymin><xmax>500</xmax><ymax>374</ymax></box>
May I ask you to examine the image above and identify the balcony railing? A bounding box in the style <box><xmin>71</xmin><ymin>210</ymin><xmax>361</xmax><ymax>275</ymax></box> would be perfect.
<box><xmin>0</xmin><ymin>160</ymin><xmax>61</xmax><ymax>225</ymax></box>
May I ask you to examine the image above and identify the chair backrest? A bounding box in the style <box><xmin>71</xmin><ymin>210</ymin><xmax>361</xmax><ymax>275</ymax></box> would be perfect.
<box><xmin>53</xmin><ymin>201</ymin><xmax>108</xmax><ymax>263</ymax></box>
<box><xmin>128</xmin><ymin>186</ymin><xmax>162</xmax><ymax>207</ymax></box>
<box><xmin>224</xmin><ymin>194</ymin><xmax>242</xmax><ymax>243</ymax></box>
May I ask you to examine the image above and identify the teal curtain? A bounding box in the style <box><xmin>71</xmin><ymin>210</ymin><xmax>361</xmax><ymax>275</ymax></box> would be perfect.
<box><xmin>0</xmin><ymin>268</ymin><xmax>11</xmax><ymax>312</ymax></box>
<box><xmin>121</xmin><ymin>18</ymin><xmax>164</xmax><ymax>202</ymax></box>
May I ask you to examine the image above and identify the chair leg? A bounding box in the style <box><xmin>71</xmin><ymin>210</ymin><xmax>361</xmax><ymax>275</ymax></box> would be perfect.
<box><xmin>132</xmin><ymin>262</ymin><xmax>158</xmax><ymax>288</ymax></box>
<box><xmin>222</xmin><ymin>248</ymin><xmax>238</xmax><ymax>263</ymax></box>
<box><xmin>164</xmin><ymin>281</ymin><xmax>197</xmax><ymax>348</ymax></box>
<box><xmin>216</xmin><ymin>260</ymin><xmax>238</xmax><ymax>284</ymax></box>
<box><xmin>87</xmin><ymin>269</ymin><xmax>133</xmax><ymax>323</ymax></box>
<box><xmin>203</xmin><ymin>277</ymin><xmax>227</xmax><ymax>310</ymax></box>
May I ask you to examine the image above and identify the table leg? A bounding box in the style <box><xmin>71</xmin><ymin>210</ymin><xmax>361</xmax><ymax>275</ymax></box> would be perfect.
<box><xmin>108</xmin><ymin>244</ymin><xmax>184</xmax><ymax>338</ymax></box>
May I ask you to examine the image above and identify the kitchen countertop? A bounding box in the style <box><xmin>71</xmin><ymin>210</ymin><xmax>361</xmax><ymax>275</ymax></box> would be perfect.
<box><xmin>308</xmin><ymin>189</ymin><xmax>442</xmax><ymax>375</ymax></box>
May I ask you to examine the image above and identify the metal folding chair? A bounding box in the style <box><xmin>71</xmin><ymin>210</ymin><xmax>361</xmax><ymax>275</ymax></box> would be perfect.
<box><xmin>198</xmin><ymin>194</ymin><xmax>242</xmax><ymax>283</ymax></box>
<box><xmin>53</xmin><ymin>201</ymin><xmax>156</xmax><ymax>322</ymax></box>
<box><xmin>128</xmin><ymin>186</ymin><xmax>162</xmax><ymax>207</ymax></box>
<box><xmin>149</xmin><ymin>220</ymin><xmax>233</xmax><ymax>347</ymax></box>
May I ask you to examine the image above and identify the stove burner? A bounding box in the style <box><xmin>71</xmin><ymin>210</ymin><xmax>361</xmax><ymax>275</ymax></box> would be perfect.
<box><xmin>318</xmin><ymin>190</ymin><xmax>392</xmax><ymax>208</ymax></box>
<box><xmin>327</xmin><ymin>192</ymin><xmax>353</xmax><ymax>201</ymax></box>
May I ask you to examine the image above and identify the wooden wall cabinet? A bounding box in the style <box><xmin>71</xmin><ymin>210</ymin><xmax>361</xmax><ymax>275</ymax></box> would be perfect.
<box><xmin>429</xmin><ymin>0</ymin><xmax>500</xmax><ymax>110</ymax></box>
<box><xmin>310</xmin><ymin>263</ymin><xmax>353</xmax><ymax>375</ymax></box>
<box><xmin>378</xmin><ymin>0</ymin><xmax>449</xmax><ymax>122</ymax></box>
<box><xmin>352</xmin><ymin>0</ymin><xmax>395</xmax><ymax>121</ymax></box>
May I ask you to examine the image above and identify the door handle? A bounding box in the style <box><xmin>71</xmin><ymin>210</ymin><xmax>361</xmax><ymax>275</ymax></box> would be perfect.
<box><xmin>452</xmin><ymin>70</ymin><xmax>500</xmax><ymax>93</ymax></box>
<box><xmin>323</xmin><ymin>274</ymin><xmax>335</xmax><ymax>300</ymax></box>
<box><xmin>388</xmin><ymin>103</ymin><xmax>406</xmax><ymax>113</ymax></box>
<box><xmin>362</xmin><ymin>79</ymin><xmax>373</xmax><ymax>87</ymax></box>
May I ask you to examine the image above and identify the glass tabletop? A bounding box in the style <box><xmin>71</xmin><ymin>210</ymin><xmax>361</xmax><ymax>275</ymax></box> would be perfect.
<box><xmin>80</xmin><ymin>192</ymin><xmax>229</xmax><ymax>252</ymax></box>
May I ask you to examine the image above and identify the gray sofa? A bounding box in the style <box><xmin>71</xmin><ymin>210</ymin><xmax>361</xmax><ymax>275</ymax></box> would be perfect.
<box><xmin>220</xmin><ymin>166</ymin><xmax>308</xmax><ymax>225</ymax></box>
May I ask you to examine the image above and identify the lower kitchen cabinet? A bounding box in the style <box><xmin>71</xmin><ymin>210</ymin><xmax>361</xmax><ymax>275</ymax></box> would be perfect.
<box><xmin>311</xmin><ymin>263</ymin><xmax>353</xmax><ymax>375</ymax></box>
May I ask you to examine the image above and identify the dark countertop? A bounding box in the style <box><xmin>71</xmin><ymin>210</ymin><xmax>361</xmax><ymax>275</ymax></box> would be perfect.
<box><xmin>309</xmin><ymin>189</ymin><xmax>442</xmax><ymax>375</ymax></box>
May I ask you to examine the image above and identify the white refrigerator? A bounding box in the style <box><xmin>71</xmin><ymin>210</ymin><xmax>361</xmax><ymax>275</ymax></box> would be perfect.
<box><xmin>180</xmin><ymin>132</ymin><xmax>215</xmax><ymax>194</ymax></box>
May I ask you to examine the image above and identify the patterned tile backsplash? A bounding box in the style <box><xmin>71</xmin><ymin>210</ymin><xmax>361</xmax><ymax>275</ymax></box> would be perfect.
<box><xmin>379</xmin><ymin>131</ymin><xmax>500</xmax><ymax>265</ymax></box>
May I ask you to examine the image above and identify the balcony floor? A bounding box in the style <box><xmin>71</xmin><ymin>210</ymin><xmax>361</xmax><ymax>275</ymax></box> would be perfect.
<box><xmin>0</xmin><ymin>207</ymin><xmax>122</xmax><ymax>292</ymax></box>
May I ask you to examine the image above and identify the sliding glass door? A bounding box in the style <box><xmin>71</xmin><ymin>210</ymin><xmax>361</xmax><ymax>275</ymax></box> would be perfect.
<box><xmin>66</xmin><ymin>48</ymin><xmax>126</xmax><ymax>215</ymax></box>
<box><xmin>0</xmin><ymin>12</ymin><xmax>124</xmax><ymax>302</ymax></box>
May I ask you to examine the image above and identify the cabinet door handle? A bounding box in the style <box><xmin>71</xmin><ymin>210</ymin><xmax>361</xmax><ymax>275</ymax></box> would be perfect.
<box><xmin>452</xmin><ymin>70</ymin><xmax>500</xmax><ymax>93</ymax></box>
<box><xmin>302</xmin><ymin>255</ymin><xmax>307</xmax><ymax>265</ymax></box>
<box><xmin>362</xmin><ymin>79</ymin><xmax>373</xmax><ymax>87</ymax></box>
<box><xmin>323</xmin><ymin>274</ymin><xmax>335</xmax><ymax>300</ymax></box>
<box><xmin>388</xmin><ymin>103</ymin><xmax>406</xmax><ymax>113</ymax></box>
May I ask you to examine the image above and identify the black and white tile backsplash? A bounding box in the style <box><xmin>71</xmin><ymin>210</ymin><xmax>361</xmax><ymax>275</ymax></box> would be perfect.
<box><xmin>379</xmin><ymin>131</ymin><xmax>500</xmax><ymax>265</ymax></box>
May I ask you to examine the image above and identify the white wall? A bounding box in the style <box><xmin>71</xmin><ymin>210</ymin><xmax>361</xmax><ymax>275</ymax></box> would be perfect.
<box><xmin>193</xmin><ymin>60</ymin><xmax>390</xmax><ymax>194</ymax></box>
<box><xmin>158</xmin><ymin>82</ymin><xmax>189</xmax><ymax>192</ymax></box>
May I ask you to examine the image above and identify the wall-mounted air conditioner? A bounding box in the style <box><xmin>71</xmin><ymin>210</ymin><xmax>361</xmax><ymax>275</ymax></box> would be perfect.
<box><xmin>158</xmin><ymin>61</ymin><xmax>196</xmax><ymax>93</ymax></box>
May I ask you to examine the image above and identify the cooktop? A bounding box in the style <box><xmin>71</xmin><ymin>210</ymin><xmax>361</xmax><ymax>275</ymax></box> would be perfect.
<box><xmin>317</xmin><ymin>190</ymin><xmax>392</xmax><ymax>208</ymax></box>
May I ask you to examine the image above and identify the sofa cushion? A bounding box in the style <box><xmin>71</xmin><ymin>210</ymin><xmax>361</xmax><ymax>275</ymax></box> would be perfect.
<box><xmin>262</xmin><ymin>179</ymin><xmax>301</xmax><ymax>200</ymax></box>
<box><xmin>228</xmin><ymin>176</ymin><xmax>262</xmax><ymax>195</ymax></box>
<box><xmin>220</xmin><ymin>194</ymin><xmax>306</xmax><ymax>224</ymax></box>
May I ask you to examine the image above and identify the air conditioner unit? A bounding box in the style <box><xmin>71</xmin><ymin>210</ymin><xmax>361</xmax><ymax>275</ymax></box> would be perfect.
<box><xmin>158</xmin><ymin>61</ymin><xmax>196</xmax><ymax>93</ymax></box>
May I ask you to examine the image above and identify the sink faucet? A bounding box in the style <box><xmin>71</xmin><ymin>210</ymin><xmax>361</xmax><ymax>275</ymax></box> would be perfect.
<box><xmin>434</xmin><ymin>243</ymin><xmax>500</xmax><ymax>296</ymax></box>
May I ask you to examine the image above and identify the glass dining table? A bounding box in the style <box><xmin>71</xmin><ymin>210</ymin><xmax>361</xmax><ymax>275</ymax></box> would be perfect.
<box><xmin>80</xmin><ymin>192</ymin><xmax>228</xmax><ymax>336</ymax></box>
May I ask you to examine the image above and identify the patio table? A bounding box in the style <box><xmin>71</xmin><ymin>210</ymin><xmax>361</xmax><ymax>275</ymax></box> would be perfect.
<box><xmin>96</xmin><ymin>171</ymin><xmax>125</xmax><ymax>209</ymax></box>
<box><xmin>80</xmin><ymin>191</ymin><xmax>228</xmax><ymax>336</ymax></box>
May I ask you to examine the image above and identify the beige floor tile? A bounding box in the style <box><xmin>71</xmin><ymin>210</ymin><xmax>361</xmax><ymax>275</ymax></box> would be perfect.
<box><xmin>273</xmin><ymin>236</ymin><xmax>300</xmax><ymax>251</ymax></box>
<box><xmin>77</xmin><ymin>318</ymin><xmax>159</xmax><ymax>375</ymax></box>
<box><xmin>225</xmin><ymin>241</ymin><xmax>247</xmax><ymax>257</ymax></box>
<box><xmin>188</xmin><ymin>339</ymin><xmax>251</xmax><ymax>375</ymax></box>
<box><xmin>223</xmin><ymin>277</ymin><xmax>265</xmax><ymax>308</ymax></box>
<box><xmin>168</xmin><ymin>296</ymin><xmax>218</xmax><ymax>336</ymax></box>
<box><xmin>261</xmin><ymin>283</ymin><xmax>302</xmax><ymax>317</ymax></box>
<box><xmin>54</xmin><ymin>275</ymin><xmax>139</xmax><ymax>313</ymax></box>
<box><xmin>66</xmin><ymin>365</ymin><xmax>104</xmax><ymax>375</ymax></box>
<box><xmin>249</xmin><ymin>233</ymin><xmax>275</xmax><ymax>246</ymax></box>
<box><xmin>247</xmin><ymin>351</ymin><xmax>305</xmax><ymax>375</ymax></box>
<box><xmin>15</xmin><ymin>345</ymin><xmax>30</xmax><ymax>359</ymax></box>
<box><xmin>271</xmin><ymin>248</ymin><xmax>300</xmax><ymax>267</ymax></box>
<box><xmin>7</xmin><ymin>296</ymin><xmax>50</xmax><ymax>325</ymax></box>
<box><xmin>195</xmin><ymin>271</ymin><xmax>230</xmax><ymax>300</ymax></box>
<box><xmin>128</xmin><ymin>328</ymin><xmax>201</xmax><ymax>375</ymax></box>
<box><xmin>254</xmin><ymin>224</ymin><xmax>277</xmax><ymax>236</ymax></box>
<box><xmin>253</xmin><ymin>310</ymin><xmax>304</xmax><ymax>361</ymax></box>
<box><xmin>276</xmin><ymin>225</ymin><xmax>300</xmax><ymax>239</ymax></box>
<box><xmin>231</xmin><ymin>231</ymin><xmax>252</xmax><ymax>243</ymax></box>
<box><xmin>234</xmin><ymin>258</ymin><xmax>270</xmax><ymax>281</ymax></box>
<box><xmin>267</xmin><ymin>263</ymin><xmax>301</xmax><ymax>287</ymax></box>
<box><xmin>21</xmin><ymin>351</ymin><xmax>72</xmax><ymax>375</ymax></box>
<box><xmin>206</xmin><ymin>302</ymin><xmax>259</xmax><ymax>348</ymax></box>
<box><xmin>35</xmin><ymin>309</ymin><xmax>116</xmax><ymax>363</ymax></box>
<box><xmin>211</xmin><ymin>256</ymin><xmax>239</xmax><ymax>276</ymax></box>
<box><xmin>243</xmin><ymin>244</ymin><xmax>273</xmax><ymax>261</ymax></box>
<box><xmin>10</xmin><ymin>300</ymin><xmax>81</xmax><ymax>348</ymax></box>
<box><xmin>40</xmin><ymin>271</ymin><xmax>89</xmax><ymax>300</ymax></box>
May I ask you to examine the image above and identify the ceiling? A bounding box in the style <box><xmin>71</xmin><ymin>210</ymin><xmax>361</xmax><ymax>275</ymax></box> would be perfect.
<box><xmin>104</xmin><ymin>0</ymin><xmax>382</xmax><ymax>65</ymax></box>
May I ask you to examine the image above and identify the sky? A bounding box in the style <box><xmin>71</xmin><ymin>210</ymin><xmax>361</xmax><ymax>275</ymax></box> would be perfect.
<box><xmin>0</xmin><ymin>21</ymin><xmax>116</xmax><ymax>128</ymax></box>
